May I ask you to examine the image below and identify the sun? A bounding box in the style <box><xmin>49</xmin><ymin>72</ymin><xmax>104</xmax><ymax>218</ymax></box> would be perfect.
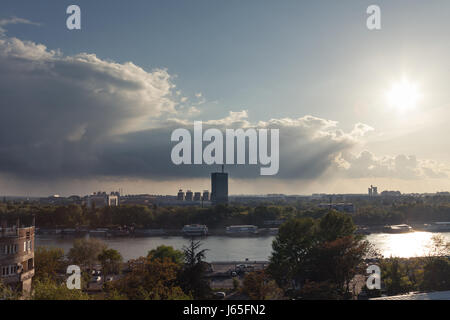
<box><xmin>386</xmin><ymin>78</ymin><xmax>422</xmax><ymax>110</ymax></box>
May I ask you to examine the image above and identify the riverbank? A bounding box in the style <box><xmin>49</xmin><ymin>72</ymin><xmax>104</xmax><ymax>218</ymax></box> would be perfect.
<box><xmin>36</xmin><ymin>227</ymin><xmax>280</xmax><ymax>237</ymax></box>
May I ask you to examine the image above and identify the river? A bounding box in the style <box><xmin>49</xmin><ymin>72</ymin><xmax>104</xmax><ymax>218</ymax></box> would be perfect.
<box><xmin>35</xmin><ymin>231</ymin><xmax>450</xmax><ymax>262</ymax></box>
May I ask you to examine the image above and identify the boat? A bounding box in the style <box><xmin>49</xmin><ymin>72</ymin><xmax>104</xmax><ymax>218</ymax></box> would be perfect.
<box><xmin>182</xmin><ymin>224</ymin><xmax>208</xmax><ymax>237</ymax></box>
<box><xmin>383</xmin><ymin>224</ymin><xmax>413</xmax><ymax>233</ymax></box>
<box><xmin>225</xmin><ymin>225</ymin><xmax>258</xmax><ymax>236</ymax></box>
<box><xmin>424</xmin><ymin>222</ymin><xmax>450</xmax><ymax>232</ymax></box>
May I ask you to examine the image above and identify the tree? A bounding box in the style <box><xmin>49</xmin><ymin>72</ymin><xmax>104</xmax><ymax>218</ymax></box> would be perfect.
<box><xmin>316</xmin><ymin>210</ymin><xmax>356</xmax><ymax>242</ymax></box>
<box><xmin>148</xmin><ymin>245</ymin><xmax>184</xmax><ymax>265</ymax></box>
<box><xmin>32</xmin><ymin>278</ymin><xmax>90</xmax><ymax>300</ymax></box>
<box><xmin>98</xmin><ymin>248</ymin><xmax>123</xmax><ymax>275</ymax></box>
<box><xmin>179</xmin><ymin>239</ymin><xmax>211</xmax><ymax>299</ymax></box>
<box><xmin>268</xmin><ymin>217</ymin><xmax>316</xmax><ymax>288</ymax></box>
<box><xmin>0</xmin><ymin>280</ymin><xmax>18</xmax><ymax>300</ymax></box>
<box><xmin>419</xmin><ymin>234</ymin><xmax>450</xmax><ymax>292</ymax></box>
<box><xmin>268</xmin><ymin>211</ymin><xmax>370</xmax><ymax>299</ymax></box>
<box><xmin>421</xmin><ymin>257</ymin><xmax>450</xmax><ymax>292</ymax></box>
<box><xmin>381</xmin><ymin>258</ymin><xmax>414</xmax><ymax>295</ymax></box>
<box><xmin>111</xmin><ymin>257</ymin><xmax>190</xmax><ymax>300</ymax></box>
<box><xmin>68</xmin><ymin>238</ymin><xmax>107</xmax><ymax>270</ymax></box>
<box><xmin>308</xmin><ymin>236</ymin><xmax>371</xmax><ymax>298</ymax></box>
<box><xmin>241</xmin><ymin>270</ymin><xmax>284</xmax><ymax>300</ymax></box>
<box><xmin>34</xmin><ymin>246</ymin><xmax>67</xmax><ymax>281</ymax></box>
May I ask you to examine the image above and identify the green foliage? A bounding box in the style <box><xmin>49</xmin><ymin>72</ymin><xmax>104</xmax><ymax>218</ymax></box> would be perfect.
<box><xmin>0</xmin><ymin>280</ymin><xmax>19</xmax><ymax>300</ymax></box>
<box><xmin>111</xmin><ymin>256</ymin><xmax>190</xmax><ymax>300</ymax></box>
<box><xmin>268</xmin><ymin>211</ymin><xmax>369</xmax><ymax>299</ymax></box>
<box><xmin>31</xmin><ymin>278</ymin><xmax>90</xmax><ymax>300</ymax></box>
<box><xmin>179</xmin><ymin>239</ymin><xmax>212</xmax><ymax>299</ymax></box>
<box><xmin>34</xmin><ymin>246</ymin><xmax>67</xmax><ymax>281</ymax></box>
<box><xmin>381</xmin><ymin>258</ymin><xmax>414</xmax><ymax>295</ymax></box>
<box><xmin>148</xmin><ymin>245</ymin><xmax>184</xmax><ymax>265</ymax></box>
<box><xmin>98</xmin><ymin>248</ymin><xmax>123</xmax><ymax>275</ymax></box>
<box><xmin>421</xmin><ymin>257</ymin><xmax>450</xmax><ymax>292</ymax></box>
<box><xmin>68</xmin><ymin>238</ymin><xmax>107</xmax><ymax>269</ymax></box>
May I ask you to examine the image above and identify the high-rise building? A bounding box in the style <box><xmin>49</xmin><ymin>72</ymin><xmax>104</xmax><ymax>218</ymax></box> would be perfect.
<box><xmin>202</xmin><ymin>190</ymin><xmax>210</xmax><ymax>201</ymax></box>
<box><xmin>177</xmin><ymin>189</ymin><xmax>185</xmax><ymax>201</ymax></box>
<box><xmin>368</xmin><ymin>185</ymin><xmax>378</xmax><ymax>196</ymax></box>
<box><xmin>193</xmin><ymin>192</ymin><xmax>202</xmax><ymax>201</ymax></box>
<box><xmin>211</xmin><ymin>166</ymin><xmax>228</xmax><ymax>205</ymax></box>
<box><xmin>185</xmin><ymin>190</ymin><xmax>193</xmax><ymax>201</ymax></box>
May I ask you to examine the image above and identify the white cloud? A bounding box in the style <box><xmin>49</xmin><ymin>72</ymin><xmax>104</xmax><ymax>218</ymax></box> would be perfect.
<box><xmin>0</xmin><ymin>17</ymin><xmax>40</xmax><ymax>36</ymax></box>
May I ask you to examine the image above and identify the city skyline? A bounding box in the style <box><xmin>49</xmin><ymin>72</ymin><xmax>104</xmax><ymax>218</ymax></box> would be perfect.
<box><xmin>1</xmin><ymin>1</ymin><xmax>450</xmax><ymax>196</ymax></box>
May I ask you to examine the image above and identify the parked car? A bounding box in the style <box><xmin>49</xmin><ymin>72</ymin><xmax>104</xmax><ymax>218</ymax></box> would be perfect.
<box><xmin>214</xmin><ymin>292</ymin><xmax>226</xmax><ymax>299</ymax></box>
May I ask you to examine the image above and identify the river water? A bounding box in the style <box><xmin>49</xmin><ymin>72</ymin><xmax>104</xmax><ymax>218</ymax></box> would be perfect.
<box><xmin>35</xmin><ymin>231</ymin><xmax>450</xmax><ymax>262</ymax></box>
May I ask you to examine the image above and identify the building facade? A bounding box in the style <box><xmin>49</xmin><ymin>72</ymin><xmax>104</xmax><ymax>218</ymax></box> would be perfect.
<box><xmin>87</xmin><ymin>191</ymin><xmax>119</xmax><ymax>207</ymax></box>
<box><xmin>211</xmin><ymin>170</ymin><xmax>228</xmax><ymax>205</ymax></box>
<box><xmin>0</xmin><ymin>221</ymin><xmax>35</xmax><ymax>294</ymax></box>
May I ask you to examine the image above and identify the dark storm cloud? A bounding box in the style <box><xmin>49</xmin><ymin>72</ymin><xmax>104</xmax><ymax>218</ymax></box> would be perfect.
<box><xmin>1</xmin><ymin>34</ymin><xmax>442</xmax><ymax>183</ymax></box>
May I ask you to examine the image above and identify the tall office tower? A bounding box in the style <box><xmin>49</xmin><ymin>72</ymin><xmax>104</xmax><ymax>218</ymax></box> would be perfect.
<box><xmin>193</xmin><ymin>192</ymin><xmax>202</xmax><ymax>201</ymax></box>
<box><xmin>185</xmin><ymin>190</ymin><xmax>193</xmax><ymax>201</ymax></box>
<box><xmin>211</xmin><ymin>165</ymin><xmax>228</xmax><ymax>205</ymax></box>
<box><xmin>177</xmin><ymin>189</ymin><xmax>185</xmax><ymax>201</ymax></box>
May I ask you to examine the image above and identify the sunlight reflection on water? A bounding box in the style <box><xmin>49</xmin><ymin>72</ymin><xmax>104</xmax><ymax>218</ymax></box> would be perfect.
<box><xmin>366</xmin><ymin>232</ymin><xmax>450</xmax><ymax>258</ymax></box>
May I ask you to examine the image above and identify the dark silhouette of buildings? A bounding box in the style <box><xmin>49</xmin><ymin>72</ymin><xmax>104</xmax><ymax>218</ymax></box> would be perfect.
<box><xmin>211</xmin><ymin>165</ymin><xmax>228</xmax><ymax>205</ymax></box>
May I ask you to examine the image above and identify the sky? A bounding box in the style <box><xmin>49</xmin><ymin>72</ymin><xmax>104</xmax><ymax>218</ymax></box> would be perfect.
<box><xmin>1</xmin><ymin>0</ymin><xmax>450</xmax><ymax>196</ymax></box>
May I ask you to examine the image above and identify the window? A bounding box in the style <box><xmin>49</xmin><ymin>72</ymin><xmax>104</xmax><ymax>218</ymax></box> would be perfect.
<box><xmin>1</xmin><ymin>265</ymin><xmax>17</xmax><ymax>277</ymax></box>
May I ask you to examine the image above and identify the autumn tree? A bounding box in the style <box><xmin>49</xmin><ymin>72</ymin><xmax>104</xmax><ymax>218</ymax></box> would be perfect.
<box><xmin>111</xmin><ymin>256</ymin><xmax>189</xmax><ymax>300</ymax></box>
<box><xmin>241</xmin><ymin>270</ymin><xmax>284</xmax><ymax>300</ymax></box>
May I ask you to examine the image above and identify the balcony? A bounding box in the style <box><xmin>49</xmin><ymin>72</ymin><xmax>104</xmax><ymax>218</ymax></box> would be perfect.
<box><xmin>20</xmin><ymin>269</ymin><xmax>34</xmax><ymax>281</ymax></box>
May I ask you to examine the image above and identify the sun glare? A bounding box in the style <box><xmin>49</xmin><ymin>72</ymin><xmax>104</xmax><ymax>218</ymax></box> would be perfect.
<box><xmin>386</xmin><ymin>78</ymin><xmax>422</xmax><ymax>111</ymax></box>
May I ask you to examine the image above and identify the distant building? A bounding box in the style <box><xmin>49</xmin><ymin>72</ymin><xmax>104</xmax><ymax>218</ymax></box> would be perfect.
<box><xmin>193</xmin><ymin>192</ymin><xmax>202</xmax><ymax>201</ymax></box>
<box><xmin>368</xmin><ymin>185</ymin><xmax>378</xmax><ymax>196</ymax></box>
<box><xmin>381</xmin><ymin>190</ymin><xmax>402</xmax><ymax>197</ymax></box>
<box><xmin>211</xmin><ymin>166</ymin><xmax>228</xmax><ymax>205</ymax></box>
<box><xmin>185</xmin><ymin>190</ymin><xmax>193</xmax><ymax>201</ymax></box>
<box><xmin>202</xmin><ymin>190</ymin><xmax>210</xmax><ymax>202</ymax></box>
<box><xmin>87</xmin><ymin>191</ymin><xmax>119</xmax><ymax>208</ymax></box>
<box><xmin>120</xmin><ymin>194</ymin><xmax>155</xmax><ymax>205</ymax></box>
<box><xmin>177</xmin><ymin>189</ymin><xmax>185</xmax><ymax>201</ymax></box>
<box><xmin>0</xmin><ymin>220</ymin><xmax>35</xmax><ymax>294</ymax></box>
